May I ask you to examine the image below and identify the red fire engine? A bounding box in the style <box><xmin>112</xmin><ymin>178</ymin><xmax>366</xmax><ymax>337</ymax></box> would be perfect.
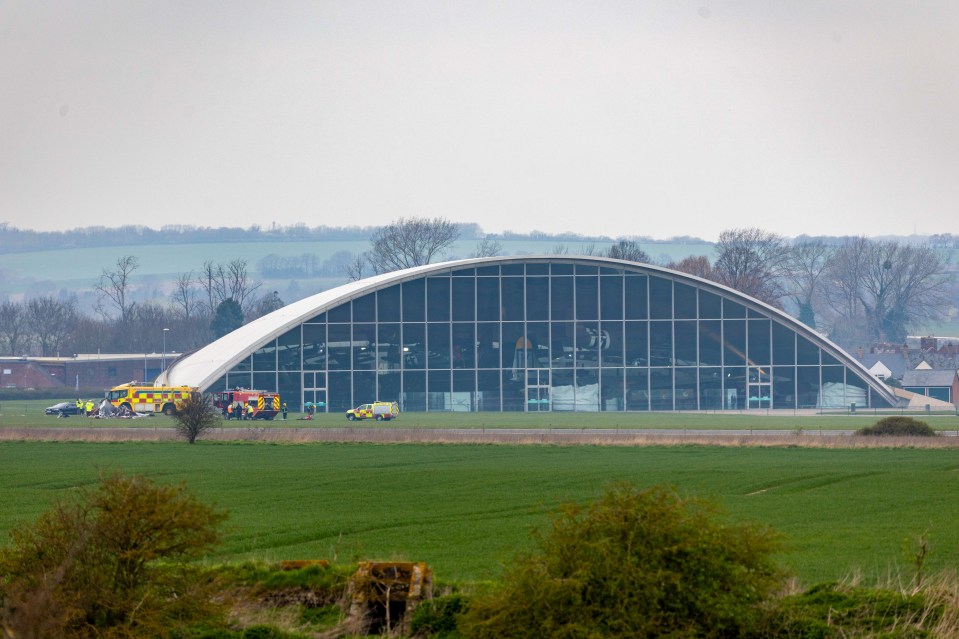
<box><xmin>212</xmin><ymin>388</ymin><xmax>281</xmax><ymax>420</ymax></box>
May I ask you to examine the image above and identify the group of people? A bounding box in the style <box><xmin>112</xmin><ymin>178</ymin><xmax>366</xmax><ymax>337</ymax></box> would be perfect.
<box><xmin>224</xmin><ymin>402</ymin><xmax>289</xmax><ymax>420</ymax></box>
<box><xmin>75</xmin><ymin>398</ymin><xmax>98</xmax><ymax>417</ymax></box>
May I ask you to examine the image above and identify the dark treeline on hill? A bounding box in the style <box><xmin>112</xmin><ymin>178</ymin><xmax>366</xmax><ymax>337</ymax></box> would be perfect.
<box><xmin>0</xmin><ymin>221</ymin><xmax>711</xmax><ymax>255</ymax></box>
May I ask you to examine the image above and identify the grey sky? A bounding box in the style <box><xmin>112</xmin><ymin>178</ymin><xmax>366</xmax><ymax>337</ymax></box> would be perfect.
<box><xmin>2</xmin><ymin>1</ymin><xmax>958</xmax><ymax>241</ymax></box>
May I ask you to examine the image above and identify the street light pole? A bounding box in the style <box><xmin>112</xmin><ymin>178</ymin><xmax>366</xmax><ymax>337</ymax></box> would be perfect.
<box><xmin>162</xmin><ymin>328</ymin><xmax>170</xmax><ymax>374</ymax></box>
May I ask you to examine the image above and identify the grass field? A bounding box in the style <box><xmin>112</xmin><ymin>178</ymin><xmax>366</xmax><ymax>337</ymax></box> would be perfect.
<box><xmin>2</xmin><ymin>439</ymin><xmax>958</xmax><ymax>588</ymax></box>
<box><xmin>6</xmin><ymin>399</ymin><xmax>959</xmax><ymax>431</ymax></box>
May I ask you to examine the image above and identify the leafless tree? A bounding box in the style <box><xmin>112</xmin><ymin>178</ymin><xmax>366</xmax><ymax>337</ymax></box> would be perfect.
<box><xmin>782</xmin><ymin>240</ymin><xmax>833</xmax><ymax>329</ymax></box>
<box><xmin>197</xmin><ymin>259</ymin><xmax>261</xmax><ymax>315</ymax></box>
<box><xmin>171</xmin><ymin>392</ymin><xmax>222</xmax><ymax>443</ymax></box>
<box><xmin>247</xmin><ymin>290</ymin><xmax>284</xmax><ymax>320</ymax></box>
<box><xmin>171</xmin><ymin>271</ymin><xmax>200</xmax><ymax>320</ymax></box>
<box><xmin>668</xmin><ymin>255</ymin><xmax>714</xmax><ymax>280</ymax></box>
<box><xmin>606</xmin><ymin>240</ymin><xmax>651</xmax><ymax>263</ymax></box>
<box><xmin>0</xmin><ymin>301</ymin><xmax>31</xmax><ymax>356</ymax></box>
<box><xmin>551</xmin><ymin>244</ymin><xmax>569</xmax><ymax>255</ymax></box>
<box><xmin>94</xmin><ymin>255</ymin><xmax>139</xmax><ymax>321</ymax></box>
<box><xmin>820</xmin><ymin>237</ymin><xmax>953</xmax><ymax>346</ymax></box>
<box><xmin>26</xmin><ymin>296</ymin><xmax>77</xmax><ymax>356</ymax></box>
<box><xmin>198</xmin><ymin>260</ymin><xmax>227</xmax><ymax>316</ymax></box>
<box><xmin>469</xmin><ymin>237</ymin><xmax>503</xmax><ymax>258</ymax></box>
<box><xmin>344</xmin><ymin>253</ymin><xmax>369</xmax><ymax>282</ymax></box>
<box><xmin>225</xmin><ymin>259</ymin><xmax>261</xmax><ymax>311</ymax></box>
<box><xmin>367</xmin><ymin>217</ymin><xmax>460</xmax><ymax>274</ymax></box>
<box><xmin>712</xmin><ymin>228</ymin><xmax>789</xmax><ymax>306</ymax></box>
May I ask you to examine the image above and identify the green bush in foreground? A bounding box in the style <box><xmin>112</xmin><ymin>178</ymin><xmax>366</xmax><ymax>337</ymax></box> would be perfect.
<box><xmin>856</xmin><ymin>416</ymin><xmax>938</xmax><ymax>437</ymax></box>
<box><xmin>459</xmin><ymin>484</ymin><xmax>784</xmax><ymax>639</ymax></box>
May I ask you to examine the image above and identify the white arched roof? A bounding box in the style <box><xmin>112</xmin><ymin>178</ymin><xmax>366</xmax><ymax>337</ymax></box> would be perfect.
<box><xmin>159</xmin><ymin>256</ymin><xmax>898</xmax><ymax>407</ymax></box>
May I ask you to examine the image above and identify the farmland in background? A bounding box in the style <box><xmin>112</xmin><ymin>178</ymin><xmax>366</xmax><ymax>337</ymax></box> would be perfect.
<box><xmin>1</xmin><ymin>439</ymin><xmax>957</xmax><ymax>586</ymax></box>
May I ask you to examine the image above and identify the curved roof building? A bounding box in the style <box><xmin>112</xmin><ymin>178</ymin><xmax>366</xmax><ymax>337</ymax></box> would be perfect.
<box><xmin>161</xmin><ymin>256</ymin><xmax>897</xmax><ymax>412</ymax></box>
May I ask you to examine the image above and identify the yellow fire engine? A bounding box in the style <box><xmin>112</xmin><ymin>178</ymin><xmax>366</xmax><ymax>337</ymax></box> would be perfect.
<box><xmin>105</xmin><ymin>382</ymin><xmax>194</xmax><ymax>415</ymax></box>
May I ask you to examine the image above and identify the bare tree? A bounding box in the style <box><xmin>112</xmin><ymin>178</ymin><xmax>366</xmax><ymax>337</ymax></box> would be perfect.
<box><xmin>470</xmin><ymin>237</ymin><xmax>503</xmax><ymax>258</ymax></box>
<box><xmin>26</xmin><ymin>296</ymin><xmax>77</xmax><ymax>356</ymax></box>
<box><xmin>712</xmin><ymin>228</ymin><xmax>789</xmax><ymax>306</ymax></box>
<box><xmin>606</xmin><ymin>240</ymin><xmax>651</xmax><ymax>263</ymax></box>
<box><xmin>171</xmin><ymin>392</ymin><xmax>221</xmax><ymax>443</ymax></box>
<box><xmin>551</xmin><ymin>244</ymin><xmax>569</xmax><ymax>255</ymax></box>
<box><xmin>782</xmin><ymin>240</ymin><xmax>833</xmax><ymax>329</ymax></box>
<box><xmin>94</xmin><ymin>255</ymin><xmax>139</xmax><ymax>321</ymax></box>
<box><xmin>344</xmin><ymin>252</ymin><xmax>369</xmax><ymax>282</ymax></box>
<box><xmin>171</xmin><ymin>272</ymin><xmax>200</xmax><ymax>320</ymax></box>
<box><xmin>668</xmin><ymin>255</ymin><xmax>713</xmax><ymax>280</ymax></box>
<box><xmin>198</xmin><ymin>260</ymin><xmax>226</xmax><ymax>317</ymax></box>
<box><xmin>225</xmin><ymin>259</ymin><xmax>261</xmax><ymax>311</ymax></box>
<box><xmin>0</xmin><ymin>301</ymin><xmax>31</xmax><ymax>356</ymax></box>
<box><xmin>821</xmin><ymin>237</ymin><xmax>953</xmax><ymax>345</ymax></box>
<box><xmin>196</xmin><ymin>259</ymin><xmax>261</xmax><ymax>316</ymax></box>
<box><xmin>367</xmin><ymin>217</ymin><xmax>460</xmax><ymax>274</ymax></box>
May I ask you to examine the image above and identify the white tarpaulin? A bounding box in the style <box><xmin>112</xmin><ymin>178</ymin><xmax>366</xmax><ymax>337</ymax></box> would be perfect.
<box><xmin>817</xmin><ymin>382</ymin><xmax>867</xmax><ymax>408</ymax></box>
<box><xmin>551</xmin><ymin>383</ymin><xmax>600</xmax><ymax>411</ymax></box>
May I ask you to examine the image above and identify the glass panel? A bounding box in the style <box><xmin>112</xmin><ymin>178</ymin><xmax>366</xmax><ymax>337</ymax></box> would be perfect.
<box><xmin>328</xmin><ymin>302</ymin><xmax>350</xmax><ymax>323</ymax></box>
<box><xmin>649</xmin><ymin>322</ymin><xmax>672</xmax><ymax>366</ymax></box>
<box><xmin>428</xmin><ymin>369</ymin><xmax>451</xmax><ymax>393</ymax></box>
<box><xmin>277</xmin><ymin>327</ymin><xmax>301</xmax><ymax>371</ymax></box>
<box><xmin>601</xmin><ymin>368</ymin><xmax>624</xmax><ymax>411</ymax></box>
<box><xmin>502</xmin><ymin>371</ymin><xmax>525</xmax><ymax>411</ymax></box>
<box><xmin>526</xmin><ymin>277</ymin><xmax>549</xmax><ymax>321</ymax></box>
<box><xmin>600</xmin><ymin>275</ymin><xmax>623</xmax><ymax>320</ymax></box>
<box><xmin>230</xmin><ymin>356</ymin><xmax>251</xmax><ymax>373</ymax></box>
<box><xmin>699</xmin><ymin>290</ymin><xmax>721</xmax><ymax>318</ymax></box>
<box><xmin>820</xmin><ymin>366</ymin><xmax>844</xmax><ymax>408</ymax></box>
<box><xmin>576</xmin><ymin>321</ymin><xmax>600</xmax><ymax>367</ymax></box>
<box><xmin>452</xmin><ymin>268</ymin><xmax>475</xmax><ymax>277</ymax></box>
<box><xmin>327</xmin><ymin>324</ymin><xmax>351</xmax><ymax>370</ymax></box>
<box><xmin>723</xmin><ymin>298</ymin><xmax>746</xmax><ymax>318</ymax></box>
<box><xmin>526</xmin><ymin>322</ymin><xmax>550</xmax><ymax>368</ymax></box>
<box><xmin>277</xmin><ymin>371</ymin><xmax>301</xmax><ymax>411</ymax></box>
<box><xmin>650</xmin><ymin>368</ymin><xmax>673</xmax><ymax>410</ymax></box>
<box><xmin>501</xmin><ymin>263</ymin><xmax>524</xmax><ymax>275</ymax></box>
<box><xmin>451</xmin><ymin>323</ymin><xmax>475</xmax><ymax>369</ymax></box>
<box><xmin>477</xmin><ymin>370</ymin><xmax>501</xmax><ymax>411</ymax></box>
<box><xmin>477</xmin><ymin>322</ymin><xmax>500</xmax><ymax>368</ymax></box>
<box><xmin>551</xmin><ymin>263</ymin><xmax>573</xmax><ymax>275</ymax></box>
<box><xmin>378</xmin><ymin>372</ymin><xmax>401</xmax><ymax>404</ymax></box>
<box><xmin>675</xmin><ymin>368</ymin><xmax>697</xmax><ymax>409</ymax></box>
<box><xmin>624</xmin><ymin>275</ymin><xmax>648</xmax><ymax>319</ymax></box>
<box><xmin>226</xmin><ymin>372</ymin><xmax>251</xmax><ymax>389</ymax></box>
<box><xmin>624</xmin><ymin>321</ymin><xmax>648</xmax><ymax>366</ymax></box>
<box><xmin>550</xmin><ymin>369</ymin><xmax>575</xmax><ymax>411</ymax></box>
<box><xmin>352</xmin><ymin>293</ymin><xmax>376</xmax><ymax>323</ymax></box>
<box><xmin>526</xmin><ymin>263</ymin><xmax>549</xmax><ymax>275</ymax></box>
<box><xmin>649</xmin><ymin>277</ymin><xmax>672</xmax><ymax>319</ymax></box>
<box><xmin>600</xmin><ymin>321</ymin><xmax>624</xmax><ymax>367</ymax></box>
<box><xmin>674</xmin><ymin>321</ymin><xmax>697</xmax><ymax>366</ymax></box>
<box><xmin>502</xmin><ymin>322</ymin><xmax>525</xmax><ymax>371</ymax></box>
<box><xmin>796</xmin><ymin>367</ymin><xmax>819</xmax><ymax>408</ymax></box>
<box><xmin>626</xmin><ymin>368</ymin><xmax>649</xmax><ymax>411</ymax></box>
<box><xmin>427</xmin><ymin>277</ymin><xmax>451</xmax><ymax>322</ymax></box>
<box><xmin>353</xmin><ymin>371</ymin><xmax>375</xmax><ymax>405</ymax></box>
<box><xmin>821</xmin><ymin>350</ymin><xmax>840</xmax><ymax>366</ymax></box>
<box><xmin>674</xmin><ymin>283</ymin><xmax>697</xmax><ymax>319</ymax></box>
<box><xmin>772</xmin><ymin>322</ymin><xmax>795</xmax><ymax>365</ymax></box>
<box><xmin>253</xmin><ymin>373</ymin><xmax>276</xmax><ymax>392</ymax></box>
<box><xmin>501</xmin><ymin>277</ymin><xmax>524</xmax><ymax>321</ymax></box>
<box><xmin>550</xmin><ymin>277</ymin><xmax>573</xmax><ymax>320</ymax></box>
<box><xmin>699</xmin><ymin>320</ymin><xmax>722</xmax><ymax>366</ymax></box>
<box><xmin>402</xmin><ymin>323</ymin><xmax>425</xmax><ymax>369</ymax></box>
<box><xmin>772</xmin><ymin>366</ymin><xmax>795</xmax><ymax>409</ymax></box>
<box><xmin>452</xmin><ymin>277</ymin><xmax>475</xmax><ymax>322</ymax></box>
<box><xmin>575</xmin><ymin>367</ymin><xmax>600</xmax><ymax>411</ymax></box>
<box><xmin>304</xmin><ymin>312</ymin><xmax>326</xmax><ymax>324</ymax></box>
<box><xmin>378</xmin><ymin>285</ymin><xmax>402</xmax><ymax>322</ymax></box>
<box><xmin>402</xmin><ymin>279</ymin><xmax>425</xmax><ymax>322</ymax></box>
<box><xmin>428</xmin><ymin>323</ymin><xmax>451</xmax><ymax>368</ymax></box>
<box><xmin>747</xmin><ymin>319</ymin><xmax>771</xmax><ymax>365</ymax></box>
<box><xmin>796</xmin><ymin>336</ymin><xmax>819</xmax><ymax>365</ymax></box>
<box><xmin>476</xmin><ymin>277</ymin><xmax>500</xmax><ymax>321</ymax></box>
<box><xmin>303</xmin><ymin>324</ymin><xmax>326</xmax><ymax>371</ymax></box>
<box><xmin>724</xmin><ymin>366</ymin><xmax>746</xmax><ymax>409</ymax></box>
<box><xmin>329</xmin><ymin>372</ymin><xmax>352</xmax><ymax>412</ymax></box>
<box><xmin>723</xmin><ymin>320</ymin><xmax>746</xmax><ymax>366</ymax></box>
<box><xmin>378</xmin><ymin>323</ymin><xmax>402</xmax><ymax>371</ymax></box>
<box><xmin>551</xmin><ymin>321</ymin><xmax>575</xmax><ymax>367</ymax></box>
<box><xmin>700</xmin><ymin>367</ymin><xmax>722</xmax><ymax>409</ymax></box>
<box><xmin>575</xmin><ymin>276</ymin><xmax>598</xmax><ymax>320</ymax></box>
<box><xmin>576</xmin><ymin>264</ymin><xmax>598</xmax><ymax>274</ymax></box>
<box><xmin>476</xmin><ymin>265</ymin><xmax>499</xmax><ymax>276</ymax></box>
<box><xmin>402</xmin><ymin>371</ymin><xmax>426</xmax><ymax>411</ymax></box>
<box><xmin>845</xmin><ymin>370</ymin><xmax>869</xmax><ymax>408</ymax></box>
<box><xmin>352</xmin><ymin>323</ymin><xmax>376</xmax><ymax>370</ymax></box>
<box><xmin>253</xmin><ymin>340</ymin><xmax>277</xmax><ymax>371</ymax></box>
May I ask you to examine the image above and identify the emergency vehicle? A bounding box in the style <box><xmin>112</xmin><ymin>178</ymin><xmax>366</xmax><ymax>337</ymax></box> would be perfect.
<box><xmin>212</xmin><ymin>388</ymin><xmax>281</xmax><ymax>420</ymax></box>
<box><xmin>346</xmin><ymin>401</ymin><xmax>399</xmax><ymax>421</ymax></box>
<box><xmin>105</xmin><ymin>382</ymin><xmax>194</xmax><ymax>415</ymax></box>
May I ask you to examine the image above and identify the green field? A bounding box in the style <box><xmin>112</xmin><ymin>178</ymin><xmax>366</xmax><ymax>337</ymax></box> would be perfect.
<box><xmin>2</xmin><ymin>439</ymin><xmax>958</xmax><ymax>588</ymax></box>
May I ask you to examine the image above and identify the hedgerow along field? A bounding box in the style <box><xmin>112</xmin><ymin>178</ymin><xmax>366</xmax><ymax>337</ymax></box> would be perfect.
<box><xmin>2</xmin><ymin>440</ymin><xmax>958</xmax><ymax>587</ymax></box>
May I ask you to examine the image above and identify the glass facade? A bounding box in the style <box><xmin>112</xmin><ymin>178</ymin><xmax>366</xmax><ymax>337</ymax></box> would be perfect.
<box><xmin>209</xmin><ymin>259</ymin><xmax>895</xmax><ymax>413</ymax></box>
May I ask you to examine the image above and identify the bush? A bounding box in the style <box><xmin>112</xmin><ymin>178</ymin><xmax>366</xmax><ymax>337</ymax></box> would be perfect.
<box><xmin>411</xmin><ymin>593</ymin><xmax>467</xmax><ymax>638</ymax></box>
<box><xmin>856</xmin><ymin>416</ymin><xmax>938</xmax><ymax>437</ymax></box>
<box><xmin>0</xmin><ymin>473</ymin><xmax>228</xmax><ymax>638</ymax></box>
<box><xmin>459</xmin><ymin>484</ymin><xmax>784</xmax><ymax>639</ymax></box>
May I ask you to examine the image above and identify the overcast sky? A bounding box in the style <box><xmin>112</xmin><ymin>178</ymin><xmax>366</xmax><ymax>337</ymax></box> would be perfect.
<box><xmin>2</xmin><ymin>1</ymin><xmax>958</xmax><ymax>241</ymax></box>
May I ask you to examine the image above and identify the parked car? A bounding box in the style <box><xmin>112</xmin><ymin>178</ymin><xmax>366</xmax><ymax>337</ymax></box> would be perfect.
<box><xmin>44</xmin><ymin>401</ymin><xmax>79</xmax><ymax>416</ymax></box>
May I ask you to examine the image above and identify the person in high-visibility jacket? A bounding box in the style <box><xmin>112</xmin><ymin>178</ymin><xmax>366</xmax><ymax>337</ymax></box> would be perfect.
<box><xmin>84</xmin><ymin>400</ymin><xmax>94</xmax><ymax>416</ymax></box>
<box><xmin>246</xmin><ymin>403</ymin><xmax>254</xmax><ymax>420</ymax></box>
<box><xmin>75</xmin><ymin>398</ymin><xmax>83</xmax><ymax>414</ymax></box>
